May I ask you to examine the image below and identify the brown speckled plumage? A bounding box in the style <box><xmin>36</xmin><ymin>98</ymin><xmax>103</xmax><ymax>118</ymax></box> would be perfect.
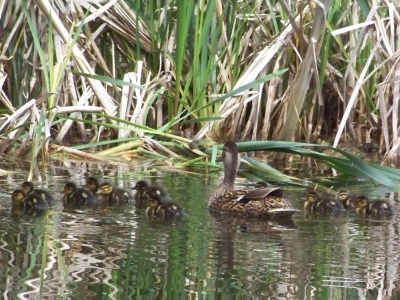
<box><xmin>208</xmin><ymin>141</ymin><xmax>298</xmax><ymax>217</ymax></box>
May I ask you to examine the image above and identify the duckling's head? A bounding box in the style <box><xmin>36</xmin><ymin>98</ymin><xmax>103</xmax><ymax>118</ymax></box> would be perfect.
<box><xmin>147</xmin><ymin>194</ymin><xmax>162</xmax><ymax>209</ymax></box>
<box><xmin>64</xmin><ymin>182</ymin><xmax>78</xmax><ymax>195</ymax></box>
<box><xmin>337</xmin><ymin>189</ymin><xmax>350</xmax><ymax>202</ymax></box>
<box><xmin>86</xmin><ymin>177</ymin><xmax>99</xmax><ymax>193</ymax></box>
<box><xmin>304</xmin><ymin>191</ymin><xmax>321</xmax><ymax>203</ymax></box>
<box><xmin>133</xmin><ymin>181</ymin><xmax>150</xmax><ymax>192</ymax></box>
<box><xmin>355</xmin><ymin>195</ymin><xmax>370</xmax><ymax>209</ymax></box>
<box><xmin>12</xmin><ymin>189</ymin><xmax>26</xmax><ymax>205</ymax></box>
<box><xmin>100</xmin><ymin>182</ymin><xmax>113</xmax><ymax>195</ymax></box>
<box><xmin>21</xmin><ymin>181</ymin><xmax>34</xmax><ymax>194</ymax></box>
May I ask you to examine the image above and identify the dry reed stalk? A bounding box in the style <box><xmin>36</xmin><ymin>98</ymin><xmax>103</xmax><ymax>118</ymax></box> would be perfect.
<box><xmin>276</xmin><ymin>0</ymin><xmax>330</xmax><ymax>159</ymax></box>
<box><xmin>34</xmin><ymin>0</ymin><xmax>117</xmax><ymax>115</ymax></box>
<box><xmin>49</xmin><ymin>144</ymin><xmax>120</xmax><ymax>165</ymax></box>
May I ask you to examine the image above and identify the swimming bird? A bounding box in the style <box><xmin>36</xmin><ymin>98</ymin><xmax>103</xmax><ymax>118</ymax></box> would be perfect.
<box><xmin>98</xmin><ymin>182</ymin><xmax>133</xmax><ymax>205</ymax></box>
<box><xmin>145</xmin><ymin>189</ymin><xmax>183</xmax><ymax>220</ymax></box>
<box><xmin>11</xmin><ymin>189</ymin><xmax>49</xmax><ymax>215</ymax></box>
<box><xmin>304</xmin><ymin>191</ymin><xmax>345</xmax><ymax>212</ymax></box>
<box><xmin>132</xmin><ymin>181</ymin><xmax>170</xmax><ymax>208</ymax></box>
<box><xmin>354</xmin><ymin>195</ymin><xmax>395</xmax><ymax>215</ymax></box>
<box><xmin>21</xmin><ymin>181</ymin><xmax>55</xmax><ymax>207</ymax></box>
<box><xmin>336</xmin><ymin>189</ymin><xmax>358</xmax><ymax>209</ymax></box>
<box><xmin>208</xmin><ymin>141</ymin><xmax>298</xmax><ymax>217</ymax></box>
<box><xmin>85</xmin><ymin>177</ymin><xmax>100</xmax><ymax>195</ymax></box>
<box><xmin>63</xmin><ymin>182</ymin><xmax>97</xmax><ymax>207</ymax></box>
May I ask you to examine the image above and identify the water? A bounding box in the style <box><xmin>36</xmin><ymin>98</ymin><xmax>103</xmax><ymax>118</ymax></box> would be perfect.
<box><xmin>1</xmin><ymin>160</ymin><xmax>400</xmax><ymax>299</ymax></box>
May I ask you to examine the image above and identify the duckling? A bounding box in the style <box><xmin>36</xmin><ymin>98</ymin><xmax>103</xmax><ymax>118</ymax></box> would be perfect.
<box><xmin>355</xmin><ymin>195</ymin><xmax>395</xmax><ymax>215</ymax></box>
<box><xmin>145</xmin><ymin>192</ymin><xmax>183</xmax><ymax>221</ymax></box>
<box><xmin>336</xmin><ymin>189</ymin><xmax>358</xmax><ymax>209</ymax></box>
<box><xmin>11</xmin><ymin>189</ymin><xmax>49</xmax><ymax>215</ymax></box>
<box><xmin>11</xmin><ymin>189</ymin><xmax>26</xmax><ymax>215</ymax></box>
<box><xmin>98</xmin><ymin>182</ymin><xmax>133</xmax><ymax>205</ymax></box>
<box><xmin>132</xmin><ymin>180</ymin><xmax>150</xmax><ymax>202</ymax></box>
<box><xmin>304</xmin><ymin>191</ymin><xmax>345</xmax><ymax>212</ymax></box>
<box><xmin>63</xmin><ymin>182</ymin><xmax>97</xmax><ymax>207</ymax></box>
<box><xmin>85</xmin><ymin>177</ymin><xmax>100</xmax><ymax>195</ymax></box>
<box><xmin>132</xmin><ymin>181</ymin><xmax>170</xmax><ymax>208</ymax></box>
<box><xmin>21</xmin><ymin>181</ymin><xmax>55</xmax><ymax>207</ymax></box>
<box><xmin>208</xmin><ymin>141</ymin><xmax>298</xmax><ymax>217</ymax></box>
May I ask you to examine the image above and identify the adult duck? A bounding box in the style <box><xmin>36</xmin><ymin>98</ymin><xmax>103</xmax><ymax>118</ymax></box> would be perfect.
<box><xmin>208</xmin><ymin>141</ymin><xmax>298</xmax><ymax>217</ymax></box>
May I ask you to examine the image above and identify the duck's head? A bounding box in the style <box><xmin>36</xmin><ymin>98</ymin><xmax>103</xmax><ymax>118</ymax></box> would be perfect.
<box><xmin>355</xmin><ymin>195</ymin><xmax>369</xmax><ymax>209</ymax></box>
<box><xmin>337</xmin><ymin>189</ymin><xmax>350</xmax><ymax>202</ymax></box>
<box><xmin>21</xmin><ymin>181</ymin><xmax>34</xmax><ymax>194</ymax></box>
<box><xmin>100</xmin><ymin>182</ymin><xmax>113</xmax><ymax>195</ymax></box>
<box><xmin>133</xmin><ymin>180</ymin><xmax>150</xmax><ymax>192</ymax></box>
<box><xmin>304</xmin><ymin>191</ymin><xmax>321</xmax><ymax>203</ymax></box>
<box><xmin>86</xmin><ymin>177</ymin><xmax>99</xmax><ymax>193</ymax></box>
<box><xmin>12</xmin><ymin>189</ymin><xmax>26</xmax><ymax>205</ymax></box>
<box><xmin>64</xmin><ymin>182</ymin><xmax>78</xmax><ymax>195</ymax></box>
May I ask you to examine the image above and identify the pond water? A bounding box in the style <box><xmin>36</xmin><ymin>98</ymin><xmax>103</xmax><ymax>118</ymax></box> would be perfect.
<box><xmin>1</xmin><ymin>159</ymin><xmax>400</xmax><ymax>300</ymax></box>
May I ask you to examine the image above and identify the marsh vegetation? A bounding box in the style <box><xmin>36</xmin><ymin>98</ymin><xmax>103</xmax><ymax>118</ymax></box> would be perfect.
<box><xmin>0</xmin><ymin>0</ymin><xmax>399</xmax><ymax>181</ymax></box>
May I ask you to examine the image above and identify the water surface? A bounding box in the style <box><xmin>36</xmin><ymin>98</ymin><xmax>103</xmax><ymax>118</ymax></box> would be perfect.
<box><xmin>0</xmin><ymin>159</ymin><xmax>399</xmax><ymax>299</ymax></box>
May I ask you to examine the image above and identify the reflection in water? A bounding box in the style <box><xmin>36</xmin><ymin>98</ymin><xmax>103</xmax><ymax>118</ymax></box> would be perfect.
<box><xmin>0</xmin><ymin>160</ymin><xmax>400</xmax><ymax>299</ymax></box>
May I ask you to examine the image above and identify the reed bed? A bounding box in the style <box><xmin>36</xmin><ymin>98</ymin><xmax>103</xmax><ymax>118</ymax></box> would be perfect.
<box><xmin>0</xmin><ymin>0</ymin><xmax>400</xmax><ymax>177</ymax></box>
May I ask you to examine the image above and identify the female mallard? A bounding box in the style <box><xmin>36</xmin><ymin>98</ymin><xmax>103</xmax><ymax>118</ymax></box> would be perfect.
<box><xmin>304</xmin><ymin>191</ymin><xmax>344</xmax><ymax>212</ymax></box>
<box><xmin>63</xmin><ymin>182</ymin><xmax>97</xmax><ymax>207</ymax></box>
<box><xmin>98</xmin><ymin>182</ymin><xmax>133</xmax><ymax>205</ymax></box>
<box><xmin>208</xmin><ymin>141</ymin><xmax>298</xmax><ymax>217</ymax></box>
<box><xmin>132</xmin><ymin>181</ymin><xmax>170</xmax><ymax>208</ymax></box>
<box><xmin>21</xmin><ymin>181</ymin><xmax>55</xmax><ymax>207</ymax></box>
<box><xmin>85</xmin><ymin>177</ymin><xmax>100</xmax><ymax>195</ymax></box>
<box><xmin>11</xmin><ymin>189</ymin><xmax>49</xmax><ymax>215</ymax></box>
<box><xmin>145</xmin><ymin>190</ymin><xmax>183</xmax><ymax>220</ymax></box>
<box><xmin>355</xmin><ymin>195</ymin><xmax>395</xmax><ymax>215</ymax></box>
<box><xmin>336</xmin><ymin>189</ymin><xmax>358</xmax><ymax>209</ymax></box>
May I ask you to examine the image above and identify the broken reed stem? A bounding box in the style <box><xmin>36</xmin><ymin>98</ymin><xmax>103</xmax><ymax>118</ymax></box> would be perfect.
<box><xmin>49</xmin><ymin>144</ymin><xmax>121</xmax><ymax>165</ymax></box>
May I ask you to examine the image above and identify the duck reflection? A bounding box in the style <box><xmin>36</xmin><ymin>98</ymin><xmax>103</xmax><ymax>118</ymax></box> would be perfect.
<box><xmin>208</xmin><ymin>212</ymin><xmax>299</xmax><ymax>298</ymax></box>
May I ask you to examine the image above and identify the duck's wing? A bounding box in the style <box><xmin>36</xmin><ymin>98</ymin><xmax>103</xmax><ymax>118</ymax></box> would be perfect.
<box><xmin>266</xmin><ymin>208</ymin><xmax>300</xmax><ymax>218</ymax></box>
<box><xmin>238</xmin><ymin>187</ymin><xmax>284</xmax><ymax>204</ymax></box>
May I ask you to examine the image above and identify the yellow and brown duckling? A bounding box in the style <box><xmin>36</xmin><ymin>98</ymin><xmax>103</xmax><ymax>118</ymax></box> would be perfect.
<box><xmin>145</xmin><ymin>190</ymin><xmax>183</xmax><ymax>221</ymax></box>
<box><xmin>98</xmin><ymin>182</ymin><xmax>133</xmax><ymax>206</ymax></box>
<box><xmin>304</xmin><ymin>191</ymin><xmax>345</xmax><ymax>212</ymax></box>
<box><xmin>336</xmin><ymin>189</ymin><xmax>358</xmax><ymax>209</ymax></box>
<box><xmin>354</xmin><ymin>195</ymin><xmax>395</xmax><ymax>216</ymax></box>
<box><xmin>208</xmin><ymin>141</ymin><xmax>298</xmax><ymax>217</ymax></box>
<box><xmin>132</xmin><ymin>181</ymin><xmax>170</xmax><ymax>209</ymax></box>
<box><xmin>11</xmin><ymin>189</ymin><xmax>49</xmax><ymax>215</ymax></box>
<box><xmin>21</xmin><ymin>181</ymin><xmax>55</xmax><ymax>207</ymax></box>
<box><xmin>63</xmin><ymin>182</ymin><xmax>97</xmax><ymax>207</ymax></box>
<box><xmin>85</xmin><ymin>177</ymin><xmax>100</xmax><ymax>195</ymax></box>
